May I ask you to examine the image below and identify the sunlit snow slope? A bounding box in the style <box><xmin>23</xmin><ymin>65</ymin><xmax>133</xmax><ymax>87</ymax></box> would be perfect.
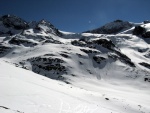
<box><xmin>0</xmin><ymin>15</ymin><xmax>150</xmax><ymax>113</ymax></box>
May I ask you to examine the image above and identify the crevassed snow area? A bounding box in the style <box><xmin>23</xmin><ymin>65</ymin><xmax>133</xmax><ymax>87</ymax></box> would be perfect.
<box><xmin>0</xmin><ymin>60</ymin><xmax>150</xmax><ymax>113</ymax></box>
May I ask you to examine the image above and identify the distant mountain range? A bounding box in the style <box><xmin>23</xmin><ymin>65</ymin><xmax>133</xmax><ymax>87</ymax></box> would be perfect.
<box><xmin>0</xmin><ymin>14</ymin><xmax>150</xmax><ymax>113</ymax></box>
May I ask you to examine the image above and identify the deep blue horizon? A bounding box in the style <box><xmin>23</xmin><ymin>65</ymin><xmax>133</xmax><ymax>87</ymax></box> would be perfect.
<box><xmin>0</xmin><ymin>0</ymin><xmax>150</xmax><ymax>33</ymax></box>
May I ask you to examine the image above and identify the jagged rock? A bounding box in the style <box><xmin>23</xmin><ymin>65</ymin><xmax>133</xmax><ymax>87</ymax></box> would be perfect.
<box><xmin>138</xmin><ymin>48</ymin><xmax>148</xmax><ymax>53</ymax></box>
<box><xmin>142</xmin><ymin>31</ymin><xmax>150</xmax><ymax>38</ymax></box>
<box><xmin>44</xmin><ymin>54</ymin><xmax>56</xmax><ymax>56</ymax></box>
<box><xmin>144</xmin><ymin>52</ymin><xmax>150</xmax><ymax>58</ymax></box>
<box><xmin>72</xmin><ymin>38</ymin><xmax>115</xmax><ymax>50</ymax></box>
<box><xmin>93</xmin><ymin>56</ymin><xmax>106</xmax><ymax>64</ymax></box>
<box><xmin>0</xmin><ymin>15</ymin><xmax>62</xmax><ymax>37</ymax></box>
<box><xmin>44</xmin><ymin>39</ymin><xmax>62</xmax><ymax>44</ymax></box>
<box><xmin>90</xmin><ymin>39</ymin><xmax>115</xmax><ymax>50</ymax></box>
<box><xmin>71</xmin><ymin>40</ymin><xmax>86</xmax><ymax>47</ymax></box>
<box><xmin>0</xmin><ymin>106</ymin><xmax>9</xmax><ymax>109</ymax></box>
<box><xmin>72</xmin><ymin>37</ymin><xmax>134</xmax><ymax>67</ymax></box>
<box><xmin>21</xmin><ymin>34</ymin><xmax>46</xmax><ymax>42</ymax></box>
<box><xmin>144</xmin><ymin>76</ymin><xmax>150</xmax><ymax>82</ymax></box>
<box><xmin>139</xmin><ymin>62</ymin><xmax>150</xmax><ymax>69</ymax></box>
<box><xmin>76</xmin><ymin>53</ymin><xmax>83</xmax><ymax>57</ymax></box>
<box><xmin>1</xmin><ymin>15</ymin><xmax>28</xmax><ymax>30</ymax></box>
<box><xmin>9</xmin><ymin>37</ymin><xmax>37</xmax><ymax>47</ymax></box>
<box><xmin>116</xmin><ymin>51</ymin><xmax>135</xmax><ymax>67</ymax></box>
<box><xmin>132</xmin><ymin>25</ymin><xmax>150</xmax><ymax>38</ymax></box>
<box><xmin>143</xmin><ymin>20</ymin><xmax>150</xmax><ymax>24</ymax></box>
<box><xmin>36</xmin><ymin>20</ymin><xmax>62</xmax><ymax>36</ymax></box>
<box><xmin>27</xmin><ymin>56</ymin><xmax>67</xmax><ymax>79</ymax></box>
<box><xmin>80</xmin><ymin>49</ymin><xmax>99</xmax><ymax>54</ymax></box>
<box><xmin>133</xmin><ymin>26</ymin><xmax>146</xmax><ymax>35</ymax></box>
<box><xmin>0</xmin><ymin>45</ymin><xmax>11</xmax><ymax>56</ymax></box>
<box><xmin>108</xmin><ymin>51</ymin><xmax>135</xmax><ymax>67</ymax></box>
<box><xmin>60</xmin><ymin>53</ymin><xmax>70</xmax><ymax>58</ymax></box>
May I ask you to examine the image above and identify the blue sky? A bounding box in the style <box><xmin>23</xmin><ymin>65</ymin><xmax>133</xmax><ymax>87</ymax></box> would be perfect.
<box><xmin>0</xmin><ymin>0</ymin><xmax>150</xmax><ymax>32</ymax></box>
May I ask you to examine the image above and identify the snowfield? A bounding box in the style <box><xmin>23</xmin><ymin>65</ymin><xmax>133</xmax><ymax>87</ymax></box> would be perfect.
<box><xmin>0</xmin><ymin>60</ymin><xmax>150</xmax><ymax>113</ymax></box>
<box><xmin>0</xmin><ymin>15</ymin><xmax>150</xmax><ymax>113</ymax></box>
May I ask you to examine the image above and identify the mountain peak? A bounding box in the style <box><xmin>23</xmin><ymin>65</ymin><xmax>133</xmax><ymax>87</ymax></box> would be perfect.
<box><xmin>0</xmin><ymin>14</ymin><xmax>28</xmax><ymax>29</ymax></box>
<box><xmin>84</xmin><ymin>20</ymin><xmax>133</xmax><ymax>34</ymax></box>
<box><xmin>0</xmin><ymin>14</ymin><xmax>62</xmax><ymax>36</ymax></box>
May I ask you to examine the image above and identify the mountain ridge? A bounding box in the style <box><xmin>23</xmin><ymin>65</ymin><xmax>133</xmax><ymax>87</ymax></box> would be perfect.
<box><xmin>0</xmin><ymin>14</ymin><xmax>150</xmax><ymax>113</ymax></box>
<box><xmin>0</xmin><ymin>14</ymin><xmax>150</xmax><ymax>83</ymax></box>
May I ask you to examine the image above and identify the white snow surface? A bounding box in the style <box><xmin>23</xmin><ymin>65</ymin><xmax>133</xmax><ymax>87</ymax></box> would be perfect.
<box><xmin>0</xmin><ymin>18</ymin><xmax>150</xmax><ymax>113</ymax></box>
<box><xmin>0</xmin><ymin>60</ymin><xmax>150</xmax><ymax>113</ymax></box>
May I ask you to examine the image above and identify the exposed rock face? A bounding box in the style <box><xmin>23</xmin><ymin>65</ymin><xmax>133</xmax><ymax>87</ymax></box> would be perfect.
<box><xmin>0</xmin><ymin>45</ymin><xmax>11</xmax><ymax>57</ymax></box>
<box><xmin>133</xmin><ymin>26</ymin><xmax>146</xmax><ymax>35</ymax></box>
<box><xmin>85</xmin><ymin>20</ymin><xmax>133</xmax><ymax>34</ymax></box>
<box><xmin>9</xmin><ymin>37</ymin><xmax>37</xmax><ymax>47</ymax></box>
<box><xmin>143</xmin><ymin>20</ymin><xmax>150</xmax><ymax>24</ymax></box>
<box><xmin>139</xmin><ymin>62</ymin><xmax>150</xmax><ymax>69</ymax></box>
<box><xmin>93</xmin><ymin>56</ymin><xmax>106</xmax><ymax>64</ymax></box>
<box><xmin>72</xmin><ymin>37</ymin><xmax>135</xmax><ymax>67</ymax></box>
<box><xmin>72</xmin><ymin>38</ymin><xmax>115</xmax><ymax>50</ymax></box>
<box><xmin>0</xmin><ymin>15</ymin><xmax>28</xmax><ymax>30</ymax></box>
<box><xmin>80</xmin><ymin>49</ymin><xmax>99</xmax><ymax>54</ymax></box>
<box><xmin>132</xmin><ymin>25</ymin><xmax>150</xmax><ymax>38</ymax></box>
<box><xmin>27</xmin><ymin>56</ymin><xmax>67</xmax><ymax>80</ymax></box>
<box><xmin>111</xmin><ymin>51</ymin><xmax>135</xmax><ymax>67</ymax></box>
<box><xmin>142</xmin><ymin>31</ymin><xmax>150</xmax><ymax>38</ymax></box>
<box><xmin>90</xmin><ymin>39</ymin><xmax>115</xmax><ymax>50</ymax></box>
<box><xmin>0</xmin><ymin>15</ymin><xmax>62</xmax><ymax>37</ymax></box>
<box><xmin>44</xmin><ymin>39</ymin><xmax>63</xmax><ymax>44</ymax></box>
<box><xmin>35</xmin><ymin>20</ymin><xmax>62</xmax><ymax>36</ymax></box>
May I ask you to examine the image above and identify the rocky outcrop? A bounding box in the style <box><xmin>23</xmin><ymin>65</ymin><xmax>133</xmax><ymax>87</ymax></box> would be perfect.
<box><xmin>72</xmin><ymin>38</ymin><xmax>115</xmax><ymax>50</ymax></box>
<box><xmin>93</xmin><ymin>55</ymin><xmax>106</xmax><ymax>64</ymax></box>
<box><xmin>0</xmin><ymin>15</ymin><xmax>28</xmax><ymax>30</ymax></box>
<box><xmin>142</xmin><ymin>31</ymin><xmax>150</xmax><ymax>38</ymax></box>
<box><xmin>85</xmin><ymin>20</ymin><xmax>133</xmax><ymax>34</ymax></box>
<box><xmin>132</xmin><ymin>25</ymin><xmax>150</xmax><ymax>38</ymax></box>
<box><xmin>44</xmin><ymin>39</ymin><xmax>63</xmax><ymax>44</ymax></box>
<box><xmin>139</xmin><ymin>62</ymin><xmax>150</xmax><ymax>69</ymax></box>
<box><xmin>27</xmin><ymin>56</ymin><xmax>67</xmax><ymax>80</ymax></box>
<box><xmin>133</xmin><ymin>26</ymin><xmax>146</xmax><ymax>36</ymax></box>
<box><xmin>72</xmin><ymin>37</ymin><xmax>135</xmax><ymax>67</ymax></box>
<box><xmin>35</xmin><ymin>20</ymin><xmax>62</xmax><ymax>36</ymax></box>
<box><xmin>9</xmin><ymin>37</ymin><xmax>37</xmax><ymax>47</ymax></box>
<box><xmin>0</xmin><ymin>45</ymin><xmax>11</xmax><ymax>57</ymax></box>
<box><xmin>0</xmin><ymin>15</ymin><xmax>62</xmax><ymax>37</ymax></box>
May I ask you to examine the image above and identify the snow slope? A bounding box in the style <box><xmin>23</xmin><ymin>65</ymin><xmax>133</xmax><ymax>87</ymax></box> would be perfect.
<box><xmin>0</xmin><ymin>15</ymin><xmax>150</xmax><ymax>113</ymax></box>
<box><xmin>0</xmin><ymin>60</ymin><xmax>150</xmax><ymax>113</ymax></box>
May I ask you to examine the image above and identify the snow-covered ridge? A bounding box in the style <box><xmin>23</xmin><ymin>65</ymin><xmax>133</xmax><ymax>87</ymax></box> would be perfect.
<box><xmin>0</xmin><ymin>15</ymin><xmax>150</xmax><ymax>113</ymax></box>
<box><xmin>0</xmin><ymin>15</ymin><xmax>150</xmax><ymax>82</ymax></box>
<box><xmin>0</xmin><ymin>14</ymin><xmax>62</xmax><ymax>36</ymax></box>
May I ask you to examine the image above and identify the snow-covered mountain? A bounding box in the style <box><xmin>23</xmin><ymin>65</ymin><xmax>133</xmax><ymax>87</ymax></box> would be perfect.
<box><xmin>0</xmin><ymin>15</ymin><xmax>150</xmax><ymax>113</ymax></box>
<box><xmin>84</xmin><ymin>20</ymin><xmax>133</xmax><ymax>34</ymax></box>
